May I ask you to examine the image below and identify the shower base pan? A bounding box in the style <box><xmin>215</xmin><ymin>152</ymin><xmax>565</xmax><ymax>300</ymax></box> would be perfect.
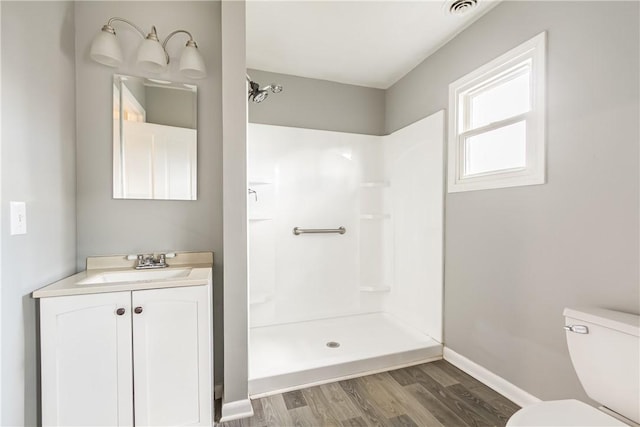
<box><xmin>248</xmin><ymin>312</ymin><xmax>442</xmax><ymax>397</ymax></box>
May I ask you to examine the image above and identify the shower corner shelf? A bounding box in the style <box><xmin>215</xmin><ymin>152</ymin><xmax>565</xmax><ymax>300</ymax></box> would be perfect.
<box><xmin>359</xmin><ymin>286</ymin><xmax>391</xmax><ymax>292</ymax></box>
<box><xmin>250</xmin><ymin>291</ymin><xmax>273</xmax><ymax>305</ymax></box>
<box><xmin>249</xmin><ymin>217</ymin><xmax>273</xmax><ymax>221</ymax></box>
<box><xmin>360</xmin><ymin>214</ymin><xmax>390</xmax><ymax>220</ymax></box>
<box><xmin>248</xmin><ymin>179</ymin><xmax>273</xmax><ymax>186</ymax></box>
<box><xmin>360</xmin><ymin>181</ymin><xmax>390</xmax><ymax>188</ymax></box>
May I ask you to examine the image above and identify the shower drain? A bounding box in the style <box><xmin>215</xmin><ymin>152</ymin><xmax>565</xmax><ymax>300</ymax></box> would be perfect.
<box><xmin>326</xmin><ymin>341</ymin><xmax>340</xmax><ymax>348</ymax></box>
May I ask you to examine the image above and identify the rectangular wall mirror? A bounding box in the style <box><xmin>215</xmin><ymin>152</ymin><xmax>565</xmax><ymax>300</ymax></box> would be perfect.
<box><xmin>113</xmin><ymin>74</ymin><xmax>197</xmax><ymax>200</ymax></box>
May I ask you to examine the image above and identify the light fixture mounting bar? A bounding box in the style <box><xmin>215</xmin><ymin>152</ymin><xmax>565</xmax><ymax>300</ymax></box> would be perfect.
<box><xmin>105</xmin><ymin>17</ymin><xmax>147</xmax><ymax>38</ymax></box>
<box><xmin>161</xmin><ymin>30</ymin><xmax>196</xmax><ymax>65</ymax></box>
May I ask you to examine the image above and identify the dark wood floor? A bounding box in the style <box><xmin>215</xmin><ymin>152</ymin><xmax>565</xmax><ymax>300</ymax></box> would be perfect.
<box><xmin>218</xmin><ymin>360</ymin><xmax>520</xmax><ymax>427</ymax></box>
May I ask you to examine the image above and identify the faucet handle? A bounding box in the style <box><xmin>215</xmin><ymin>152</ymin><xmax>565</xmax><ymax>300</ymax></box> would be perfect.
<box><xmin>130</xmin><ymin>253</ymin><xmax>173</xmax><ymax>269</ymax></box>
<box><xmin>130</xmin><ymin>254</ymin><xmax>147</xmax><ymax>269</ymax></box>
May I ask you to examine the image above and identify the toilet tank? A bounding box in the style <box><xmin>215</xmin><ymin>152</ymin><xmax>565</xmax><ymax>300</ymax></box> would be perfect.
<box><xmin>563</xmin><ymin>307</ymin><xmax>640</xmax><ymax>424</ymax></box>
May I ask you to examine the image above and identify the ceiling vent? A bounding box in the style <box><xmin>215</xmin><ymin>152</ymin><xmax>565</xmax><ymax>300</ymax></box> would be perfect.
<box><xmin>446</xmin><ymin>0</ymin><xmax>479</xmax><ymax>15</ymax></box>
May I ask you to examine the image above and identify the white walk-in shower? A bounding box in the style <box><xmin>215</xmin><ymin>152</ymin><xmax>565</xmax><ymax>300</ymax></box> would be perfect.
<box><xmin>247</xmin><ymin>111</ymin><xmax>444</xmax><ymax>396</ymax></box>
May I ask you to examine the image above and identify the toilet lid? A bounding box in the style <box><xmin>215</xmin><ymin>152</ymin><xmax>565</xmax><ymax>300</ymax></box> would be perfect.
<box><xmin>507</xmin><ymin>400</ymin><xmax>629</xmax><ymax>426</ymax></box>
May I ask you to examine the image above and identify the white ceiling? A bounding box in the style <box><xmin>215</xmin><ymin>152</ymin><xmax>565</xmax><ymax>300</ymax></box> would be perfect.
<box><xmin>246</xmin><ymin>0</ymin><xmax>500</xmax><ymax>89</ymax></box>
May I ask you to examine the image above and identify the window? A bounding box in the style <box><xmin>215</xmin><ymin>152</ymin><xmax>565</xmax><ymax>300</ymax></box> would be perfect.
<box><xmin>448</xmin><ymin>32</ymin><xmax>546</xmax><ymax>192</ymax></box>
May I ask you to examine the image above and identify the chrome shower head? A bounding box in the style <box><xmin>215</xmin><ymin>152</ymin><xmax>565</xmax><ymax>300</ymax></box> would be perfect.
<box><xmin>252</xmin><ymin>89</ymin><xmax>269</xmax><ymax>103</ymax></box>
<box><xmin>248</xmin><ymin>80</ymin><xmax>265</xmax><ymax>103</ymax></box>
<box><xmin>247</xmin><ymin>75</ymin><xmax>283</xmax><ymax>103</ymax></box>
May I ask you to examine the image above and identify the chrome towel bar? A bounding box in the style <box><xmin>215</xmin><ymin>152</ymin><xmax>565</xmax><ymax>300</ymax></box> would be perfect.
<box><xmin>293</xmin><ymin>227</ymin><xmax>346</xmax><ymax>236</ymax></box>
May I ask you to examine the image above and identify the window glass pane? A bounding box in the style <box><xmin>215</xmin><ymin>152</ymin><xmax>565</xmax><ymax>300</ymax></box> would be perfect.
<box><xmin>469</xmin><ymin>71</ymin><xmax>530</xmax><ymax>130</ymax></box>
<box><xmin>464</xmin><ymin>121</ymin><xmax>526</xmax><ymax>176</ymax></box>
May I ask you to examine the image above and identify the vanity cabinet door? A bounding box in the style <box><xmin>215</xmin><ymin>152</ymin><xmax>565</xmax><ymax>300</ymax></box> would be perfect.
<box><xmin>131</xmin><ymin>285</ymin><xmax>212</xmax><ymax>426</ymax></box>
<box><xmin>40</xmin><ymin>292</ymin><xmax>133</xmax><ymax>427</ymax></box>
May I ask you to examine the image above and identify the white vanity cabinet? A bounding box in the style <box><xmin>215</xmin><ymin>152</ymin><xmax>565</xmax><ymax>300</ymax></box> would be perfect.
<box><xmin>131</xmin><ymin>286</ymin><xmax>212</xmax><ymax>426</ymax></box>
<box><xmin>40</xmin><ymin>291</ymin><xmax>134</xmax><ymax>427</ymax></box>
<box><xmin>39</xmin><ymin>284</ymin><xmax>212</xmax><ymax>427</ymax></box>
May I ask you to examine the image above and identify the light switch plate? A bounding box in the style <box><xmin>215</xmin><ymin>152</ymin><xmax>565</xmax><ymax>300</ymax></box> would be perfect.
<box><xmin>10</xmin><ymin>201</ymin><xmax>27</xmax><ymax>235</ymax></box>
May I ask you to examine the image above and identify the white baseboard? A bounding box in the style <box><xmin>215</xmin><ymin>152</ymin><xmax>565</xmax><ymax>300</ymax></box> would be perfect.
<box><xmin>219</xmin><ymin>398</ymin><xmax>254</xmax><ymax>423</ymax></box>
<box><xmin>443</xmin><ymin>347</ymin><xmax>541</xmax><ymax>407</ymax></box>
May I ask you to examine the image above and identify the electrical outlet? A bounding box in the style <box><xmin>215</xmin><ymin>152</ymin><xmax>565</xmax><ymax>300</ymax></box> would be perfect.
<box><xmin>10</xmin><ymin>201</ymin><xmax>27</xmax><ymax>235</ymax></box>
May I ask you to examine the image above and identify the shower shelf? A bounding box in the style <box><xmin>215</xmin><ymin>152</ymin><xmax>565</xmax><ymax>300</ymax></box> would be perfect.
<box><xmin>360</xmin><ymin>214</ymin><xmax>390</xmax><ymax>220</ymax></box>
<box><xmin>249</xmin><ymin>217</ymin><xmax>273</xmax><ymax>221</ymax></box>
<box><xmin>248</xmin><ymin>180</ymin><xmax>273</xmax><ymax>186</ymax></box>
<box><xmin>360</xmin><ymin>181</ymin><xmax>389</xmax><ymax>188</ymax></box>
<box><xmin>250</xmin><ymin>291</ymin><xmax>273</xmax><ymax>305</ymax></box>
<box><xmin>359</xmin><ymin>286</ymin><xmax>391</xmax><ymax>292</ymax></box>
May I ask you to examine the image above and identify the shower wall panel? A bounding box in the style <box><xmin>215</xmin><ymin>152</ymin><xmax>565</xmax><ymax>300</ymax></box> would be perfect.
<box><xmin>383</xmin><ymin>111</ymin><xmax>444</xmax><ymax>341</ymax></box>
<box><xmin>248</xmin><ymin>124</ymin><xmax>384</xmax><ymax>327</ymax></box>
<box><xmin>248</xmin><ymin>112</ymin><xmax>444</xmax><ymax>336</ymax></box>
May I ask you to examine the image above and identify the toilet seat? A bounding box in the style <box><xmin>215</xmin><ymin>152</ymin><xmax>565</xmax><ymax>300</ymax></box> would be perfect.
<box><xmin>507</xmin><ymin>399</ymin><xmax>629</xmax><ymax>427</ymax></box>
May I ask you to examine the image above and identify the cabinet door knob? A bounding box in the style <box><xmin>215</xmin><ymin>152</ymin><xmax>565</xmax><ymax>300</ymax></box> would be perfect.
<box><xmin>116</xmin><ymin>308</ymin><xmax>126</xmax><ymax>316</ymax></box>
<box><xmin>134</xmin><ymin>306</ymin><xmax>143</xmax><ymax>314</ymax></box>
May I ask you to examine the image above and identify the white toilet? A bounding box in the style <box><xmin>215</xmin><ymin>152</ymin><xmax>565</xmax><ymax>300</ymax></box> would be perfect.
<box><xmin>507</xmin><ymin>307</ymin><xmax>640</xmax><ymax>426</ymax></box>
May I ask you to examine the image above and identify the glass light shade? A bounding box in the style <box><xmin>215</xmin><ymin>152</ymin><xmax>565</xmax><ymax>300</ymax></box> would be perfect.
<box><xmin>136</xmin><ymin>38</ymin><xmax>168</xmax><ymax>74</ymax></box>
<box><xmin>179</xmin><ymin>45</ymin><xmax>207</xmax><ymax>79</ymax></box>
<box><xmin>90</xmin><ymin>30</ymin><xmax>123</xmax><ymax>67</ymax></box>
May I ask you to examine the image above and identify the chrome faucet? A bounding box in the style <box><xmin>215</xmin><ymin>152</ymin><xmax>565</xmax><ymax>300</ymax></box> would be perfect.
<box><xmin>135</xmin><ymin>253</ymin><xmax>169</xmax><ymax>269</ymax></box>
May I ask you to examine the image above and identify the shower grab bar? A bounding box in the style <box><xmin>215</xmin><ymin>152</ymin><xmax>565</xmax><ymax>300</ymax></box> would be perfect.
<box><xmin>293</xmin><ymin>226</ymin><xmax>346</xmax><ymax>236</ymax></box>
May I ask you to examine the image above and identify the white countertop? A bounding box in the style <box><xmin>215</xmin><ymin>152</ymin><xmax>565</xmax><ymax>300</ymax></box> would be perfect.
<box><xmin>33</xmin><ymin>252</ymin><xmax>213</xmax><ymax>298</ymax></box>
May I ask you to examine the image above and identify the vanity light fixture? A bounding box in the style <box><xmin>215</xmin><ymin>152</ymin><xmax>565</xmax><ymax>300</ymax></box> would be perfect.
<box><xmin>90</xmin><ymin>17</ymin><xmax>207</xmax><ymax>79</ymax></box>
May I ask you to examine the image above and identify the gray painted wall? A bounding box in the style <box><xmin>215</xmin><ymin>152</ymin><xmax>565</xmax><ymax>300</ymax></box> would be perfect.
<box><xmin>123</xmin><ymin>78</ymin><xmax>146</xmax><ymax>111</ymax></box>
<box><xmin>1</xmin><ymin>2</ymin><xmax>77</xmax><ymax>425</ymax></box>
<box><xmin>386</xmin><ymin>1</ymin><xmax>639</xmax><ymax>402</ymax></box>
<box><xmin>247</xmin><ymin>68</ymin><xmax>385</xmax><ymax>136</ymax></box>
<box><xmin>74</xmin><ymin>1</ymin><xmax>224</xmax><ymax>383</ymax></box>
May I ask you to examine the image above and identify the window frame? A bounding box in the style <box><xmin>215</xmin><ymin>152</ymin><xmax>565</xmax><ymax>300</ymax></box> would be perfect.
<box><xmin>448</xmin><ymin>32</ymin><xmax>546</xmax><ymax>193</ymax></box>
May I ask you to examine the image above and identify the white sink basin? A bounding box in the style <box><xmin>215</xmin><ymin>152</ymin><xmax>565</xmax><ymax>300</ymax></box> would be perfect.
<box><xmin>78</xmin><ymin>268</ymin><xmax>192</xmax><ymax>285</ymax></box>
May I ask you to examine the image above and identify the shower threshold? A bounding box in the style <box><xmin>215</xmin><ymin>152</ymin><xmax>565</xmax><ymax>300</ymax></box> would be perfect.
<box><xmin>248</xmin><ymin>312</ymin><xmax>442</xmax><ymax>397</ymax></box>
